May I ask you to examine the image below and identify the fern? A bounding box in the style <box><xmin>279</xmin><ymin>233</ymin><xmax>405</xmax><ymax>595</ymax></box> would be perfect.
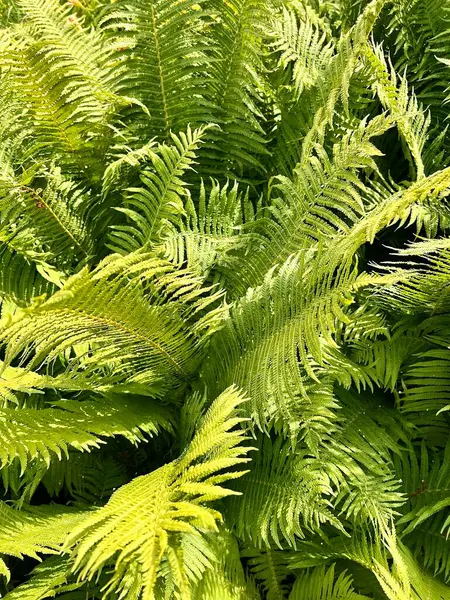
<box><xmin>108</xmin><ymin>126</ymin><xmax>211</xmax><ymax>254</ymax></box>
<box><xmin>271</xmin><ymin>7</ymin><xmax>335</xmax><ymax>101</ymax></box>
<box><xmin>0</xmin><ymin>252</ymin><xmax>224</xmax><ymax>395</ymax></box>
<box><xmin>0</xmin><ymin>502</ymin><xmax>88</xmax><ymax>578</ymax></box>
<box><xmin>65</xmin><ymin>386</ymin><xmax>251</xmax><ymax>599</ymax></box>
<box><xmin>0</xmin><ymin>166</ymin><xmax>94</xmax><ymax>271</ymax></box>
<box><xmin>289</xmin><ymin>564</ymin><xmax>370</xmax><ymax>599</ymax></box>
<box><xmin>0</xmin><ymin>395</ymin><xmax>172</xmax><ymax>470</ymax></box>
<box><xmin>191</xmin><ymin>529</ymin><xmax>260</xmax><ymax>599</ymax></box>
<box><xmin>365</xmin><ymin>43</ymin><xmax>430</xmax><ymax>180</ymax></box>
<box><xmin>226</xmin><ymin>435</ymin><xmax>345</xmax><ymax>547</ymax></box>
<box><xmin>1</xmin><ymin>558</ymin><xmax>76</xmax><ymax>600</ymax></box>
<box><xmin>1</xmin><ymin>0</ymin><xmax>450</xmax><ymax>597</ymax></box>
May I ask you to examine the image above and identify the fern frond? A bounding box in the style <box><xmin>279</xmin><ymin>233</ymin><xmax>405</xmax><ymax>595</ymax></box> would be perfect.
<box><xmin>0</xmin><ymin>166</ymin><xmax>95</xmax><ymax>271</ymax></box>
<box><xmin>200</xmin><ymin>0</ymin><xmax>270</xmax><ymax>174</ymax></box>
<box><xmin>333</xmin><ymin>164</ymin><xmax>450</xmax><ymax>258</ymax></box>
<box><xmin>102</xmin><ymin>140</ymin><xmax>158</xmax><ymax>199</ymax></box>
<box><xmin>226</xmin><ymin>435</ymin><xmax>345</xmax><ymax>548</ymax></box>
<box><xmin>0</xmin><ymin>248</ymin><xmax>57</xmax><ymax>314</ymax></box>
<box><xmin>398</xmin><ymin>441</ymin><xmax>450</xmax><ymax>534</ymax></box>
<box><xmin>153</xmin><ymin>532</ymin><xmax>218</xmax><ymax>600</ymax></box>
<box><xmin>41</xmin><ymin>452</ymin><xmax>128</xmax><ymax>504</ymax></box>
<box><xmin>289</xmin><ymin>564</ymin><xmax>370</xmax><ymax>599</ymax></box>
<box><xmin>1</xmin><ymin>557</ymin><xmax>76</xmax><ymax>600</ymax></box>
<box><xmin>202</xmin><ymin>251</ymin><xmax>370</xmax><ymax>437</ymax></box>
<box><xmin>349</xmin><ymin>327</ymin><xmax>422</xmax><ymax>392</ymax></box>
<box><xmin>267</xmin><ymin>0</ymin><xmax>386</xmax><ymax>175</ymax></box>
<box><xmin>243</xmin><ymin>546</ymin><xmax>300</xmax><ymax>599</ymax></box>
<box><xmin>270</xmin><ymin>7</ymin><xmax>334</xmax><ymax>101</ymax></box>
<box><xmin>99</xmin><ymin>0</ymin><xmax>212</xmax><ymax>139</ymax></box>
<box><xmin>1</xmin><ymin>252</ymin><xmax>222</xmax><ymax>395</ymax></box>
<box><xmin>0</xmin><ymin>360</ymin><xmax>58</xmax><ymax>406</ymax></box>
<box><xmin>365</xmin><ymin>43</ymin><xmax>430</xmax><ymax>180</ymax></box>
<box><xmin>192</xmin><ymin>529</ymin><xmax>261</xmax><ymax>600</ymax></box>
<box><xmin>108</xmin><ymin>125</ymin><xmax>211</xmax><ymax>254</ymax></box>
<box><xmin>0</xmin><ymin>395</ymin><xmax>173</xmax><ymax>472</ymax></box>
<box><xmin>0</xmin><ymin>502</ymin><xmax>88</xmax><ymax>566</ymax></box>
<box><xmin>326</xmin><ymin>389</ymin><xmax>407</xmax><ymax>533</ymax></box>
<box><xmin>299</xmin><ymin>0</ymin><xmax>388</xmax><ymax>152</ymax></box>
<box><xmin>227</xmin><ymin>112</ymin><xmax>393</xmax><ymax>296</ymax></box>
<box><xmin>159</xmin><ymin>178</ymin><xmax>256</xmax><ymax>281</ymax></box>
<box><xmin>386</xmin><ymin>0</ymin><xmax>450</xmax><ymax>122</ymax></box>
<box><xmin>369</xmin><ymin>239</ymin><xmax>450</xmax><ymax>414</ymax></box>
<box><xmin>65</xmin><ymin>386</ymin><xmax>251</xmax><ymax>599</ymax></box>
<box><xmin>0</xmin><ymin>0</ymin><xmax>123</xmax><ymax>165</ymax></box>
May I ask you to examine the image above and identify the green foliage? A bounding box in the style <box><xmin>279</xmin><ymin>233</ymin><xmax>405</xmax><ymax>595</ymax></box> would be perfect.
<box><xmin>1</xmin><ymin>0</ymin><xmax>450</xmax><ymax>598</ymax></box>
<box><xmin>65</xmin><ymin>386</ymin><xmax>251</xmax><ymax>599</ymax></box>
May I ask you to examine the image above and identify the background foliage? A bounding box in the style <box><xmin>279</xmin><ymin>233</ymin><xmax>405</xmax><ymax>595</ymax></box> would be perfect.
<box><xmin>1</xmin><ymin>0</ymin><xmax>450</xmax><ymax>597</ymax></box>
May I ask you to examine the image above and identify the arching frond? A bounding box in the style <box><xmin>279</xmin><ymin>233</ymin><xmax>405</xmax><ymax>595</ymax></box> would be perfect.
<box><xmin>226</xmin><ymin>112</ymin><xmax>393</xmax><ymax>296</ymax></box>
<box><xmin>270</xmin><ymin>7</ymin><xmax>334</xmax><ymax>100</ymax></box>
<box><xmin>243</xmin><ymin>546</ymin><xmax>294</xmax><ymax>600</ymax></box>
<box><xmin>1</xmin><ymin>557</ymin><xmax>76</xmax><ymax>600</ymax></box>
<box><xmin>200</xmin><ymin>0</ymin><xmax>270</xmax><ymax>175</ymax></box>
<box><xmin>202</xmin><ymin>251</ymin><xmax>371</xmax><ymax>437</ymax></box>
<box><xmin>1</xmin><ymin>252</ymin><xmax>223</xmax><ymax>395</ymax></box>
<box><xmin>0</xmin><ymin>166</ymin><xmax>95</xmax><ymax>271</ymax></box>
<box><xmin>0</xmin><ymin>502</ymin><xmax>88</xmax><ymax>574</ymax></box>
<box><xmin>332</xmin><ymin>164</ymin><xmax>450</xmax><ymax>259</ymax></box>
<box><xmin>65</xmin><ymin>386</ymin><xmax>251</xmax><ymax>599</ymax></box>
<box><xmin>0</xmin><ymin>0</ymin><xmax>124</xmax><ymax>166</ymax></box>
<box><xmin>191</xmin><ymin>529</ymin><xmax>261</xmax><ymax>600</ymax></box>
<box><xmin>99</xmin><ymin>0</ymin><xmax>211</xmax><ymax>139</ymax></box>
<box><xmin>0</xmin><ymin>395</ymin><xmax>173</xmax><ymax>471</ymax></box>
<box><xmin>365</xmin><ymin>43</ymin><xmax>430</xmax><ymax>180</ymax></box>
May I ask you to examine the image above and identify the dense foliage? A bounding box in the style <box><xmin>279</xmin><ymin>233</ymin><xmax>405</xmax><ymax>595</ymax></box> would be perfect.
<box><xmin>1</xmin><ymin>0</ymin><xmax>450</xmax><ymax>597</ymax></box>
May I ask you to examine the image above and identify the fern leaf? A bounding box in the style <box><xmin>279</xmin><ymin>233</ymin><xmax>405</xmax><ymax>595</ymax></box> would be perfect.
<box><xmin>0</xmin><ymin>0</ymin><xmax>123</xmax><ymax>164</ymax></box>
<box><xmin>0</xmin><ymin>395</ymin><xmax>173</xmax><ymax>472</ymax></box>
<box><xmin>159</xmin><ymin>178</ymin><xmax>256</xmax><ymax>281</ymax></box>
<box><xmin>2</xmin><ymin>557</ymin><xmax>76</xmax><ymax>600</ymax></box>
<box><xmin>201</xmin><ymin>0</ymin><xmax>270</xmax><ymax>174</ymax></box>
<box><xmin>192</xmin><ymin>529</ymin><xmax>261</xmax><ymax>600</ymax></box>
<box><xmin>271</xmin><ymin>7</ymin><xmax>334</xmax><ymax>100</ymax></box>
<box><xmin>100</xmin><ymin>0</ymin><xmax>212</xmax><ymax>138</ymax></box>
<box><xmin>243</xmin><ymin>546</ymin><xmax>298</xmax><ymax>600</ymax></box>
<box><xmin>288</xmin><ymin>564</ymin><xmax>370</xmax><ymax>599</ymax></box>
<box><xmin>1</xmin><ymin>252</ymin><xmax>222</xmax><ymax>395</ymax></box>
<box><xmin>227</xmin><ymin>113</ymin><xmax>393</xmax><ymax>296</ymax></box>
<box><xmin>0</xmin><ymin>167</ymin><xmax>95</xmax><ymax>270</ymax></box>
<box><xmin>109</xmin><ymin>126</ymin><xmax>211</xmax><ymax>253</ymax></box>
<box><xmin>0</xmin><ymin>502</ymin><xmax>88</xmax><ymax>564</ymax></box>
<box><xmin>65</xmin><ymin>386</ymin><xmax>251</xmax><ymax>599</ymax></box>
<box><xmin>0</xmin><ymin>248</ymin><xmax>57</xmax><ymax>314</ymax></box>
<box><xmin>365</xmin><ymin>43</ymin><xmax>430</xmax><ymax>180</ymax></box>
<box><xmin>202</xmin><ymin>250</ymin><xmax>371</xmax><ymax>438</ymax></box>
<box><xmin>226</xmin><ymin>435</ymin><xmax>345</xmax><ymax>547</ymax></box>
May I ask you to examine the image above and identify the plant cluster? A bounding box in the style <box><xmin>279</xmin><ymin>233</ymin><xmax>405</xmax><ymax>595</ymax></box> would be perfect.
<box><xmin>1</xmin><ymin>0</ymin><xmax>450</xmax><ymax>598</ymax></box>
